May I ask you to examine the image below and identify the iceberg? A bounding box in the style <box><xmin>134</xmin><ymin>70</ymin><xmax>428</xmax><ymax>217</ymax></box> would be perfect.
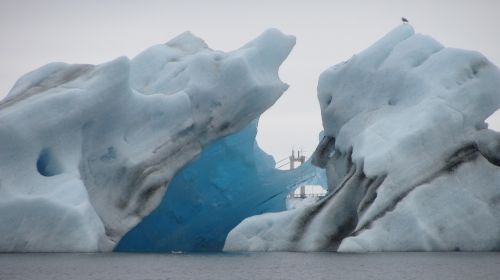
<box><xmin>0</xmin><ymin>29</ymin><xmax>295</xmax><ymax>252</ymax></box>
<box><xmin>224</xmin><ymin>24</ymin><xmax>500</xmax><ymax>252</ymax></box>
<box><xmin>116</xmin><ymin>120</ymin><xmax>326</xmax><ymax>252</ymax></box>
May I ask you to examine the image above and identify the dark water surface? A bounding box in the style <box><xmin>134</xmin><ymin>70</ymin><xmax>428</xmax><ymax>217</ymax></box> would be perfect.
<box><xmin>1</xmin><ymin>252</ymin><xmax>499</xmax><ymax>280</ymax></box>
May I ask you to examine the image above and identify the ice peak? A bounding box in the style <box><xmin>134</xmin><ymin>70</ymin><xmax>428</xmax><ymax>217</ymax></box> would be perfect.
<box><xmin>165</xmin><ymin>31</ymin><xmax>208</xmax><ymax>53</ymax></box>
<box><xmin>242</xmin><ymin>28</ymin><xmax>296</xmax><ymax>71</ymax></box>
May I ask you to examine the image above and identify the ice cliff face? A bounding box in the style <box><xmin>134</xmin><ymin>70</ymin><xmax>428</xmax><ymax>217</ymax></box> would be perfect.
<box><xmin>116</xmin><ymin>120</ymin><xmax>326</xmax><ymax>252</ymax></box>
<box><xmin>224</xmin><ymin>25</ymin><xmax>500</xmax><ymax>252</ymax></box>
<box><xmin>0</xmin><ymin>29</ymin><xmax>295</xmax><ymax>252</ymax></box>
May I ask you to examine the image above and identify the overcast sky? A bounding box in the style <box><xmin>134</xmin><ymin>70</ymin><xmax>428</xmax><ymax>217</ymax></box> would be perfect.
<box><xmin>1</xmin><ymin>0</ymin><xmax>499</xmax><ymax>161</ymax></box>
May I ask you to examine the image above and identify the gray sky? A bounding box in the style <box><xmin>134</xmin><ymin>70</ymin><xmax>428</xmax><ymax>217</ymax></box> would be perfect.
<box><xmin>1</xmin><ymin>0</ymin><xmax>499</xmax><ymax>161</ymax></box>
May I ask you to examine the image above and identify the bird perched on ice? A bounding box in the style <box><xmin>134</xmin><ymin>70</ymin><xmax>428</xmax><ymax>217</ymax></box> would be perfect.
<box><xmin>401</xmin><ymin>17</ymin><xmax>409</xmax><ymax>23</ymax></box>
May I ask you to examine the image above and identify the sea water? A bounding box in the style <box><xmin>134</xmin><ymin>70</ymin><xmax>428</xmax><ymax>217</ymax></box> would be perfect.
<box><xmin>1</xmin><ymin>252</ymin><xmax>499</xmax><ymax>280</ymax></box>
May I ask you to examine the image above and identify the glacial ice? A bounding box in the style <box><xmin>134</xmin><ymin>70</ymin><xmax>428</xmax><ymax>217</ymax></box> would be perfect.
<box><xmin>116</xmin><ymin>120</ymin><xmax>326</xmax><ymax>252</ymax></box>
<box><xmin>0</xmin><ymin>29</ymin><xmax>295</xmax><ymax>252</ymax></box>
<box><xmin>224</xmin><ymin>24</ymin><xmax>500</xmax><ymax>252</ymax></box>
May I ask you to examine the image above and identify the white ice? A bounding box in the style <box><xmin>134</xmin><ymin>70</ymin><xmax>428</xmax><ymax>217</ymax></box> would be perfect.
<box><xmin>0</xmin><ymin>29</ymin><xmax>295</xmax><ymax>252</ymax></box>
<box><xmin>224</xmin><ymin>24</ymin><xmax>500</xmax><ymax>252</ymax></box>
